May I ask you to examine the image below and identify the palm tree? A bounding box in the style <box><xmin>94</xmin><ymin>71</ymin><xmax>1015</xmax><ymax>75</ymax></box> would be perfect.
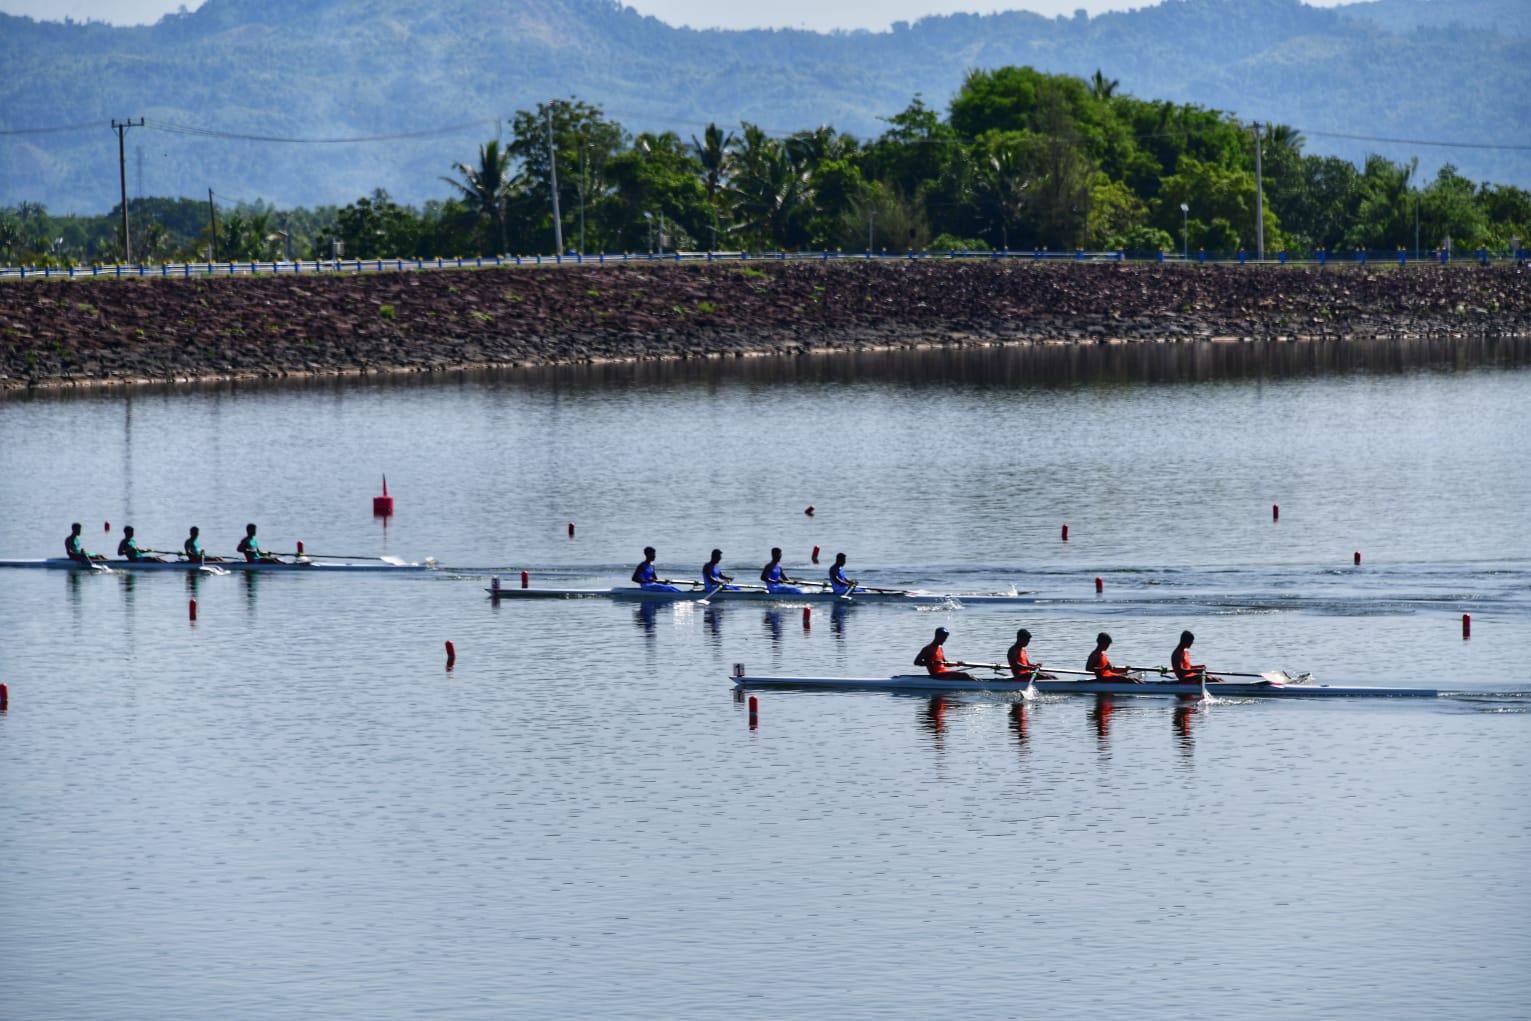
<box><xmin>692</xmin><ymin>122</ymin><xmax>734</xmax><ymax>249</ymax></box>
<box><xmin>726</xmin><ymin>125</ymin><xmax>811</xmax><ymax>249</ymax></box>
<box><xmin>442</xmin><ymin>139</ymin><xmax>514</xmax><ymax>255</ymax></box>
<box><xmin>1089</xmin><ymin>69</ymin><xmax>1119</xmax><ymax>101</ymax></box>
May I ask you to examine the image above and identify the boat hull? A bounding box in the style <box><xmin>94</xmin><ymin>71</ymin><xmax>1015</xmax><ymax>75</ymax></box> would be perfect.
<box><xmin>0</xmin><ymin>557</ymin><xmax>430</xmax><ymax>573</ymax></box>
<box><xmin>730</xmin><ymin>674</ymin><xmax>1441</xmax><ymax>698</ymax></box>
<box><xmin>487</xmin><ymin>585</ymin><xmax>1029</xmax><ymax>605</ymax></box>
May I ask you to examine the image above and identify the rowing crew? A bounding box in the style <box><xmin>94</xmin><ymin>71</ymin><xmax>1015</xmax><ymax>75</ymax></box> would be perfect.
<box><xmin>65</xmin><ymin>522</ymin><xmax>286</xmax><ymax>565</ymax></box>
<box><xmin>631</xmin><ymin>547</ymin><xmax>863</xmax><ymax>596</ymax></box>
<box><xmin>914</xmin><ymin>627</ymin><xmax>1225</xmax><ymax>685</ymax></box>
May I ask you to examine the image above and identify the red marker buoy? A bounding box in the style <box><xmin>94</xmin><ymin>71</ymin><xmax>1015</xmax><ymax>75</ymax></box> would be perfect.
<box><xmin>445</xmin><ymin>640</ymin><xmax>456</xmax><ymax>669</ymax></box>
<box><xmin>811</xmin><ymin>545</ymin><xmax>820</xmax><ymax>564</ymax></box>
<box><xmin>748</xmin><ymin>695</ymin><xmax>759</xmax><ymax>729</ymax></box>
<box><xmin>1061</xmin><ymin>524</ymin><xmax>1069</xmax><ymax>542</ymax></box>
<box><xmin>1462</xmin><ymin>613</ymin><xmax>1471</xmax><ymax>639</ymax></box>
<box><xmin>189</xmin><ymin>598</ymin><xmax>197</xmax><ymax>621</ymax></box>
<box><xmin>296</xmin><ymin>540</ymin><xmax>304</xmax><ymax>555</ymax></box>
<box><xmin>104</xmin><ymin>521</ymin><xmax>110</xmax><ymax>532</ymax></box>
<box><xmin>520</xmin><ymin>570</ymin><xmax>529</xmax><ymax>589</ymax></box>
<box><xmin>802</xmin><ymin>606</ymin><xmax>811</xmax><ymax>629</ymax></box>
<box><xmin>1354</xmin><ymin>551</ymin><xmax>1361</xmax><ymax>566</ymax></box>
<box><xmin>1</xmin><ymin>682</ymin><xmax>9</xmax><ymax>711</ymax></box>
<box><xmin>804</xmin><ymin>505</ymin><xmax>815</xmax><ymax>516</ymax></box>
<box><xmin>1095</xmin><ymin>576</ymin><xmax>1103</xmax><ymax>593</ymax></box>
<box><xmin>1273</xmin><ymin>504</ymin><xmax>1280</xmax><ymax>521</ymax></box>
<box><xmin>373</xmin><ymin>475</ymin><xmax>394</xmax><ymax>518</ymax></box>
<box><xmin>568</xmin><ymin>522</ymin><xmax>575</xmax><ymax>538</ymax></box>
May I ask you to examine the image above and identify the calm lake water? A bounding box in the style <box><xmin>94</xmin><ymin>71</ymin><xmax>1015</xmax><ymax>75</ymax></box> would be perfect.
<box><xmin>2</xmin><ymin>340</ymin><xmax>1529</xmax><ymax>1020</ymax></box>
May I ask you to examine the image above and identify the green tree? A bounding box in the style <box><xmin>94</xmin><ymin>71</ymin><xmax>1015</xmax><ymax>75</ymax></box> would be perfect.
<box><xmin>441</xmin><ymin>139</ymin><xmax>515</xmax><ymax>256</ymax></box>
<box><xmin>507</xmin><ymin>99</ymin><xmax>627</xmax><ymax>253</ymax></box>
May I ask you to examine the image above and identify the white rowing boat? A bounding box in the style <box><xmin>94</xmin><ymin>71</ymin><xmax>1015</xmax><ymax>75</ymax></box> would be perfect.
<box><xmin>729</xmin><ymin>673</ymin><xmax>1441</xmax><ymax>699</ymax></box>
<box><xmin>0</xmin><ymin>557</ymin><xmax>433</xmax><ymax>573</ymax></box>
<box><xmin>485</xmin><ymin>580</ymin><xmax>1033</xmax><ymax>604</ymax></box>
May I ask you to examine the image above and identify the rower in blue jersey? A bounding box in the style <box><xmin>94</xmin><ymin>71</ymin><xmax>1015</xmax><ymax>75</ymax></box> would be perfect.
<box><xmin>183</xmin><ymin>526</ymin><xmax>225</xmax><ymax>564</ymax></box>
<box><xmin>760</xmin><ymin>547</ymin><xmax>803</xmax><ymax>594</ymax></box>
<box><xmin>828</xmin><ymin>552</ymin><xmax>858</xmax><ymax>596</ymax></box>
<box><xmin>116</xmin><ymin>525</ymin><xmax>165</xmax><ymax>562</ymax></box>
<box><xmin>237</xmin><ymin>523</ymin><xmax>284</xmax><ymax>564</ymax></box>
<box><xmin>702</xmin><ymin>549</ymin><xmax>738</xmax><ymax>590</ymax></box>
<box><xmin>64</xmin><ymin>522</ymin><xmax>106</xmax><ymax>563</ymax></box>
<box><xmin>631</xmin><ymin>546</ymin><xmax>681</xmax><ymax>591</ymax></box>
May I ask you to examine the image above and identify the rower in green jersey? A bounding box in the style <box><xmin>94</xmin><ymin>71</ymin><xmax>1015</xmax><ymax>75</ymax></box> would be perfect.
<box><xmin>236</xmin><ymin>523</ymin><xmax>284</xmax><ymax>564</ymax></box>
<box><xmin>116</xmin><ymin>525</ymin><xmax>165</xmax><ymax>562</ymax></box>
<box><xmin>183</xmin><ymin>526</ymin><xmax>225</xmax><ymax>564</ymax></box>
<box><xmin>64</xmin><ymin>522</ymin><xmax>106</xmax><ymax>563</ymax></box>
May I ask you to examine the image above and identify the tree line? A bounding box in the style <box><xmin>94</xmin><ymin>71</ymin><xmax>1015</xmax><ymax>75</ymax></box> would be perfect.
<box><xmin>4</xmin><ymin>66</ymin><xmax>1528</xmax><ymax>267</ymax></box>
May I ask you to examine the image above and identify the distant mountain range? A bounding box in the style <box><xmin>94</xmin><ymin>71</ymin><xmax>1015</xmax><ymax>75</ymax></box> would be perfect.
<box><xmin>2</xmin><ymin>0</ymin><xmax>1526</xmax><ymax>213</ymax></box>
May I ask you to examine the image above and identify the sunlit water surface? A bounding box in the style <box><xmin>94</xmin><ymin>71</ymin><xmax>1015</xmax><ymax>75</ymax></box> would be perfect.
<box><xmin>2</xmin><ymin>342</ymin><xmax>1528</xmax><ymax>1019</ymax></box>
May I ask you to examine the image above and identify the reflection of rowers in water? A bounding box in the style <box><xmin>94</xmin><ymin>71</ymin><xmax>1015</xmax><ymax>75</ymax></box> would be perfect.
<box><xmin>914</xmin><ymin>627</ymin><xmax>974</xmax><ymax>680</ymax></box>
<box><xmin>1005</xmin><ymin>629</ymin><xmax>1057</xmax><ymax>681</ymax></box>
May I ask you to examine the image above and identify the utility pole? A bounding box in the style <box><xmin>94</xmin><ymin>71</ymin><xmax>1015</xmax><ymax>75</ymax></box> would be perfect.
<box><xmin>111</xmin><ymin>118</ymin><xmax>144</xmax><ymax>263</ymax></box>
<box><xmin>545</xmin><ymin>104</ymin><xmax>564</xmax><ymax>255</ymax></box>
<box><xmin>208</xmin><ymin>189</ymin><xmax>218</xmax><ymax>262</ymax></box>
<box><xmin>1252</xmin><ymin>122</ymin><xmax>1265</xmax><ymax>261</ymax></box>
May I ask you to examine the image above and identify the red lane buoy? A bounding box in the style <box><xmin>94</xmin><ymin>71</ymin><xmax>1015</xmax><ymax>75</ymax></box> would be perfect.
<box><xmin>373</xmin><ymin>475</ymin><xmax>394</xmax><ymax>518</ymax></box>
<box><xmin>1273</xmin><ymin>504</ymin><xmax>1280</xmax><ymax>521</ymax></box>
<box><xmin>297</xmin><ymin>540</ymin><xmax>304</xmax><ymax>555</ymax></box>
<box><xmin>802</xmin><ymin>606</ymin><xmax>811</xmax><ymax>629</ymax></box>
<box><xmin>520</xmin><ymin>570</ymin><xmax>529</xmax><ymax>589</ymax></box>
<box><xmin>1095</xmin><ymin>576</ymin><xmax>1103</xmax><ymax>593</ymax></box>
<box><xmin>1</xmin><ymin>682</ymin><xmax>9</xmax><ymax>711</ymax></box>
<box><xmin>445</xmin><ymin>640</ymin><xmax>456</xmax><ymax>668</ymax></box>
<box><xmin>568</xmin><ymin>522</ymin><xmax>575</xmax><ymax>538</ymax></box>
<box><xmin>1061</xmin><ymin>524</ymin><xmax>1069</xmax><ymax>542</ymax></box>
<box><xmin>189</xmin><ymin>598</ymin><xmax>197</xmax><ymax>622</ymax></box>
<box><xmin>748</xmin><ymin>695</ymin><xmax>759</xmax><ymax>729</ymax></box>
<box><xmin>804</xmin><ymin>505</ymin><xmax>815</xmax><ymax>516</ymax></box>
<box><xmin>811</xmin><ymin>545</ymin><xmax>820</xmax><ymax>564</ymax></box>
<box><xmin>1462</xmin><ymin>613</ymin><xmax>1471</xmax><ymax>639</ymax></box>
<box><xmin>104</xmin><ymin>521</ymin><xmax>110</xmax><ymax>532</ymax></box>
<box><xmin>1354</xmin><ymin>551</ymin><xmax>1361</xmax><ymax>566</ymax></box>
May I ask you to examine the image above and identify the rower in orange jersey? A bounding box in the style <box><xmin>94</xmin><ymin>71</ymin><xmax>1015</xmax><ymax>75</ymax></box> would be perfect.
<box><xmin>914</xmin><ymin>627</ymin><xmax>974</xmax><ymax>680</ymax></box>
<box><xmin>1170</xmin><ymin>630</ymin><xmax>1224</xmax><ymax>684</ymax></box>
<box><xmin>1086</xmin><ymin>632</ymin><xmax>1134</xmax><ymax>681</ymax></box>
<box><xmin>1005</xmin><ymin>628</ymin><xmax>1056</xmax><ymax>682</ymax></box>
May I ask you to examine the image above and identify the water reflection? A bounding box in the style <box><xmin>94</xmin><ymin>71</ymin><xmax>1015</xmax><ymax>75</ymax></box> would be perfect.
<box><xmin>1089</xmin><ymin>695</ymin><xmax>1115</xmax><ymax>742</ymax></box>
<box><xmin>633</xmin><ymin>602</ymin><xmax>659</xmax><ymax>638</ymax></box>
<box><xmin>1174</xmin><ymin>702</ymin><xmax>1199</xmax><ymax>756</ymax></box>
<box><xmin>919</xmin><ymin>695</ymin><xmax>948</xmax><ymax>743</ymax></box>
<box><xmin>1009</xmin><ymin>702</ymin><xmax>1029</xmax><ymax>748</ymax></box>
<box><xmin>763</xmin><ymin>609</ymin><xmax>783</xmax><ymax>644</ymax></box>
<box><xmin>830</xmin><ymin>603</ymin><xmax>852</xmax><ymax>639</ymax></box>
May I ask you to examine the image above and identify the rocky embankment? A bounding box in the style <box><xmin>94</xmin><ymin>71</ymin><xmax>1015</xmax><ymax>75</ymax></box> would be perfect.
<box><xmin>2</xmin><ymin>259</ymin><xmax>1528</xmax><ymax>389</ymax></box>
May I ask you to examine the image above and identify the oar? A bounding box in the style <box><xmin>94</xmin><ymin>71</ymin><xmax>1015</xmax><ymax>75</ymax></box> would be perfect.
<box><xmin>1202</xmin><ymin>669</ymin><xmax>1311</xmax><ymax>685</ymax></box>
<box><xmin>695</xmin><ymin>582</ymin><xmax>725</xmax><ymax>606</ymax></box>
<box><xmin>275</xmin><ymin>552</ymin><xmax>410</xmax><ymax>565</ymax></box>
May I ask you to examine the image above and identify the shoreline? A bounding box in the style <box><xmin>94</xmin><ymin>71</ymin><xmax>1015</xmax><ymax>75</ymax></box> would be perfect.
<box><xmin>3</xmin><ymin>260</ymin><xmax>1528</xmax><ymax>391</ymax></box>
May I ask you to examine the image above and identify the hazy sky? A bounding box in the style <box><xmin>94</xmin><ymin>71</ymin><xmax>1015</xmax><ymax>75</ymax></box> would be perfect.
<box><xmin>0</xmin><ymin>0</ymin><xmax>1352</xmax><ymax>32</ymax></box>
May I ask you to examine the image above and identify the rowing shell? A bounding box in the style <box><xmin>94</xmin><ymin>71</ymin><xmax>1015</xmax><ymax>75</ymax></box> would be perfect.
<box><xmin>0</xmin><ymin>557</ymin><xmax>432</xmax><ymax>573</ymax></box>
<box><xmin>487</xmin><ymin>584</ymin><xmax>1033</xmax><ymax>605</ymax></box>
<box><xmin>730</xmin><ymin>674</ymin><xmax>1441</xmax><ymax>699</ymax></box>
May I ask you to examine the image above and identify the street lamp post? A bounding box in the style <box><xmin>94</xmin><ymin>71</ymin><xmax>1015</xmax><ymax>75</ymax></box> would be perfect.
<box><xmin>545</xmin><ymin>104</ymin><xmax>564</xmax><ymax>255</ymax></box>
<box><xmin>1180</xmin><ymin>203</ymin><xmax>1189</xmax><ymax>260</ymax></box>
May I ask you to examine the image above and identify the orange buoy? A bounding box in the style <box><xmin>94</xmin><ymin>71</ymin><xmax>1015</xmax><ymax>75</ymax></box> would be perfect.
<box><xmin>811</xmin><ymin>545</ymin><xmax>820</xmax><ymax>564</ymax></box>
<box><xmin>1462</xmin><ymin>613</ymin><xmax>1471</xmax><ymax>639</ymax></box>
<box><xmin>804</xmin><ymin>505</ymin><xmax>815</xmax><ymax>516</ymax></box>
<box><xmin>520</xmin><ymin>570</ymin><xmax>529</xmax><ymax>589</ymax></box>
<box><xmin>189</xmin><ymin>598</ymin><xmax>197</xmax><ymax>621</ymax></box>
<box><xmin>802</xmin><ymin>606</ymin><xmax>811</xmax><ymax>629</ymax></box>
<box><xmin>373</xmin><ymin>475</ymin><xmax>394</xmax><ymax>518</ymax></box>
<box><xmin>1273</xmin><ymin>504</ymin><xmax>1280</xmax><ymax>521</ymax></box>
<box><xmin>1095</xmin><ymin>576</ymin><xmax>1103</xmax><ymax>593</ymax></box>
<box><xmin>1061</xmin><ymin>524</ymin><xmax>1069</xmax><ymax>541</ymax></box>
<box><xmin>1354</xmin><ymin>551</ymin><xmax>1361</xmax><ymax>566</ymax></box>
<box><xmin>104</xmin><ymin>521</ymin><xmax>110</xmax><ymax>532</ymax></box>
<box><xmin>568</xmin><ymin>522</ymin><xmax>575</xmax><ymax>537</ymax></box>
<box><xmin>297</xmin><ymin>540</ymin><xmax>304</xmax><ymax>555</ymax></box>
<box><xmin>445</xmin><ymin>640</ymin><xmax>456</xmax><ymax>668</ymax></box>
<box><xmin>748</xmin><ymin>695</ymin><xmax>759</xmax><ymax>729</ymax></box>
<box><xmin>1</xmin><ymin>682</ymin><xmax>9</xmax><ymax>711</ymax></box>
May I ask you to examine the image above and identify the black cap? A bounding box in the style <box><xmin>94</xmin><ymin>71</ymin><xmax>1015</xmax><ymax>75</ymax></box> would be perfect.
<box><xmin>935</xmin><ymin>627</ymin><xmax>949</xmax><ymax>637</ymax></box>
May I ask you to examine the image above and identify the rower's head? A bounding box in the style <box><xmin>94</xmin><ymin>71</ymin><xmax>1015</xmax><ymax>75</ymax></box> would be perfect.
<box><xmin>934</xmin><ymin>626</ymin><xmax>949</xmax><ymax>643</ymax></box>
<box><xmin>1016</xmin><ymin>628</ymin><xmax>1031</xmax><ymax>646</ymax></box>
<box><xmin>246</xmin><ymin>523</ymin><xmax>258</xmax><ymax>536</ymax></box>
<box><xmin>123</xmin><ymin>525</ymin><xmax>134</xmax><ymax>537</ymax></box>
<box><xmin>1180</xmin><ymin>630</ymin><xmax>1195</xmax><ymax>646</ymax></box>
<box><xmin>770</xmin><ymin>547</ymin><xmax>782</xmax><ymax>560</ymax></box>
<box><xmin>1096</xmin><ymin>632</ymin><xmax>1112</xmax><ymax>648</ymax></box>
<box><xmin>834</xmin><ymin>552</ymin><xmax>846</xmax><ymax>566</ymax></box>
<box><xmin>71</xmin><ymin>522</ymin><xmax>82</xmax><ymax>535</ymax></box>
<box><xmin>188</xmin><ymin>526</ymin><xmax>199</xmax><ymax>538</ymax></box>
<box><xmin>710</xmin><ymin>548</ymin><xmax>722</xmax><ymax>562</ymax></box>
<box><xmin>643</xmin><ymin>546</ymin><xmax>656</xmax><ymax>560</ymax></box>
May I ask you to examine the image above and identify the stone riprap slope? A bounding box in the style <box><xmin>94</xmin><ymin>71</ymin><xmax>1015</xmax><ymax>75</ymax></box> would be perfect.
<box><xmin>2</xmin><ymin>261</ymin><xmax>1528</xmax><ymax>389</ymax></box>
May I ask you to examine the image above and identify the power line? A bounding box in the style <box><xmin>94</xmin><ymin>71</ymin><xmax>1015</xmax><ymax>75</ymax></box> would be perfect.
<box><xmin>143</xmin><ymin>118</ymin><xmax>498</xmax><ymax>144</ymax></box>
